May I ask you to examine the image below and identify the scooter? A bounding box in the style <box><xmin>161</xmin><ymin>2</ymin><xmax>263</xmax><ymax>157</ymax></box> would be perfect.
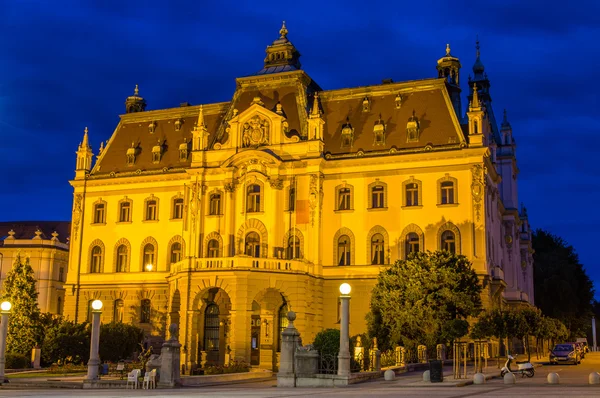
<box><xmin>500</xmin><ymin>355</ymin><xmax>535</xmax><ymax>378</ymax></box>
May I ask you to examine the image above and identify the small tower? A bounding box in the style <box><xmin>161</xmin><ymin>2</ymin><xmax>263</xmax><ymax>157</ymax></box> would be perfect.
<box><xmin>467</xmin><ymin>84</ymin><xmax>485</xmax><ymax>147</ymax></box>
<box><xmin>500</xmin><ymin>109</ymin><xmax>513</xmax><ymax>146</ymax></box>
<box><xmin>468</xmin><ymin>38</ymin><xmax>492</xmax><ymax>105</ymax></box>
<box><xmin>436</xmin><ymin>44</ymin><xmax>462</xmax><ymax>119</ymax></box>
<box><xmin>75</xmin><ymin>127</ymin><xmax>94</xmax><ymax>179</ymax></box>
<box><xmin>125</xmin><ymin>84</ymin><xmax>147</xmax><ymax>113</ymax></box>
<box><xmin>192</xmin><ymin>105</ymin><xmax>209</xmax><ymax>151</ymax></box>
<box><xmin>307</xmin><ymin>92</ymin><xmax>325</xmax><ymax>141</ymax></box>
<box><xmin>258</xmin><ymin>21</ymin><xmax>301</xmax><ymax>74</ymax></box>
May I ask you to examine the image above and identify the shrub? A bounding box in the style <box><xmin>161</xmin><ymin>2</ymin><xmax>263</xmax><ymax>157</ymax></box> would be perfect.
<box><xmin>41</xmin><ymin>320</ymin><xmax>90</xmax><ymax>366</ymax></box>
<box><xmin>99</xmin><ymin>322</ymin><xmax>145</xmax><ymax>362</ymax></box>
<box><xmin>203</xmin><ymin>361</ymin><xmax>250</xmax><ymax>375</ymax></box>
<box><xmin>5</xmin><ymin>353</ymin><xmax>30</xmax><ymax>369</ymax></box>
<box><xmin>313</xmin><ymin>328</ymin><xmax>340</xmax><ymax>357</ymax></box>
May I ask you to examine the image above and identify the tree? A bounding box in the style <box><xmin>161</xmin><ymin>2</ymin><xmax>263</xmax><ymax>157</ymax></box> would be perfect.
<box><xmin>99</xmin><ymin>322</ymin><xmax>145</xmax><ymax>362</ymax></box>
<box><xmin>533</xmin><ymin>229</ymin><xmax>594</xmax><ymax>337</ymax></box>
<box><xmin>41</xmin><ymin>318</ymin><xmax>90</xmax><ymax>365</ymax></box>
<box><xmin>0</xmin><ymin>254</ymin><xmax>42</xmax><ymax>355</ymax></box>
<box><xmin>367</xmin><ymin>251</ymin><xmax>482</xmax><ymax>352</ymax></box>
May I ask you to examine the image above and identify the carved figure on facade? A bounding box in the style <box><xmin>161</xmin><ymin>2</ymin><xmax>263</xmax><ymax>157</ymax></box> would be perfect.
<box><xmin>471</xmin><ymin>164</ymin><xmax>485</xmax><ymax>222</ymax></box>
<box><xmin>189</xmin><ymin>182</ymin><xmax>202</xmax><ymax>232</ymax></box>
<box><xmin>269</xmin><ymin>177</ymin><xmax>283</xmax><ymax>190</ymax></box>
<box><xmin>242</xmin><ymin>115</ymin><xmax>270</xmax><ymax>148</ymax></box>
<box><xmin>224</xmin><ymin>178</ymin><xmax>239</xmax><ymax>193</ymax></box>
<box><xmin>72</xmin><ymin>194</ymin><xmax>83</xmax><ymax>241</ymax></box>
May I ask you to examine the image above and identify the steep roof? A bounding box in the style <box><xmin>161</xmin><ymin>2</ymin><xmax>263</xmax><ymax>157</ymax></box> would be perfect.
<box><xmin>0</xmin><ymin>221</ymin><xmax>71</xmax><ymax>243</ymax></box>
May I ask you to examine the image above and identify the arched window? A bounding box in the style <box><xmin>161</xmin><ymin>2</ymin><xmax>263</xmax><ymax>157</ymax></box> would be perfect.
<box><xmin>371</xmin><ymin>233</ymin><xmax>385</xmax><ymax>265</ymax></box>
<box><xmin>140</xmin><ymin>299</ymin><xmax>151</xmax><ymax>323</ymax></box>
<box><xmin>338</xmin><ymin>235</ymin><xmax>351</xmax><ymax>266</ymax></box>
<box><xmin>405</xmin><ymin>232</ymin><xmax>420</xmax><ymax>258</ymax></box>
<box><xmin>57</xmin><ymin>297</ymin><xmax>62</xmax><ymax>315</ymax></box>
<box><xmin>441</xmin><ymin>230</ymin><xmax>456</xmax><ymax>254</ymax></box>
<box><xmin>113</xmin><ymin>299</ymin><xmax>124</xmax><ymax>323</ymax></box>
<box><xmin>170</xmin><ymin>242</ymin><xmax>182</xmax><ymax>264</ymax></box>
<box><xmin>245</xmin><ymin>232</ymin><xmax>261</xmax><ymax>258</ymax></box>
<box><xmin>246</xmin><ymin>184</ymin><xmax>261</xmax><ymax>213</ymax></box>
<box><xmin>207</xmin><ymin>239</ymin><xmax>220</xmax><ymax>258</ymax></box>
<box><xmin>405</xmin><ymin>183</ymin><xmax>419</xmax><ymax>206</ymax></box>
<box><xmin>143</xmin><ymin>243</ymin><xmax>155</xmax><ymax>271</ymax></box>
<box><xmin>91</xmin><ymin>246</ymin><xmax>102</xmax><ymax>273</ymax></box>
<box><xmin>288</xmin><ymin>187</ymin><xmax>296</xmax><ymax>211</ymax></box>
<box><xmin>277</xmin><ymin>303</ymin><xmax>289</xmax><ymax>352</ymax></box>
<box><xmin>441</xmin><ymin>181</ymin><xmax>455</xmax><ymax>204</ymax></box>
<box><xmin>286</xmin><ymin>235</ymin><xmax>301</xmax><ymax>260</ymax></box>
<box><xmin>209</xmin><ymin>193</ymin><xmax>222</xmax><ymax>215</ymax></box>
<box><xmin>116</xmin><ymin>244</ymin><xmax>128</xmax><ymax>272</ymax></box>
<box><xmin>204</xmin><ymin>303</ymin><xmax>220</xmax><ymax>352</ymax></box>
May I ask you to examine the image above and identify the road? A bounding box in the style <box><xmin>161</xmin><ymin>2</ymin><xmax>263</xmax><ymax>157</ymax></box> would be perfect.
<box><xmin>0</xmin><ymin>353</ymin><xmax>599</xmax><ymax>397</ymax></box>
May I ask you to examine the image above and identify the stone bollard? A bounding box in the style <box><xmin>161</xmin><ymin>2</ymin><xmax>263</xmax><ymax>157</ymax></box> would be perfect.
<box><xmin>547</xmin><ymin>372</ymin><xmax>560</xmax><ymax>384</ymax></box>
<box><xmin>278</xmin><ymin>311</ymin><xmax>301</xmax><ymax>388</ymax></box>
<box><xmin>422</xmin><ymin>370</ymin><xmax>430</xmax><ymax>382</ymax></box>
<box><xmin>384</xmin><ymin>369</ymin><xmax>395</xmax><ymax>381</ymax></box>
<box><xmin>473</xmin><ymin>373</ymin><xmax>485</xmax><ymax>385</ymax></box>
<box><xmin>503</xmin><ymin>373</ymin><xmax>516</xmax><ymax>384</ymax></box>
<box><xmin>589</xmin><ymin>372</ymin><xmax>600</xmax><ymax>385</ymax></box>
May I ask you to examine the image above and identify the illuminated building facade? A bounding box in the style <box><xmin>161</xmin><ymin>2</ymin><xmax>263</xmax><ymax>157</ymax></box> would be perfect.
<box><xmin>63</xmin><ymin>24</ymin><xmax>533</xmax><ymax>371</ymax></box>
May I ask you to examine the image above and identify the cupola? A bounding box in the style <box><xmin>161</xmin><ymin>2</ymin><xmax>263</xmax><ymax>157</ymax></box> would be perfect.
<box><xmin>257</xmin><ymin>21</ymin><xmax>301</xmax><ymax>75</ymax></box>
<box><xmin>125</xmin><ymin>85</ymin><xmax>147</xmax><ymax>113</ymax></box>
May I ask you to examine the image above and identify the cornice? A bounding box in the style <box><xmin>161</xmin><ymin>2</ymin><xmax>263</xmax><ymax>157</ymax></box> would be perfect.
<box><xmin>119</xmin><ymin>102</ymin><xmax>229</xmax><ymax>123</ymax></box>
<box><xmin>319</xmin><ymin>77</ymin><xmax>445</xmax><ymax>101</ymax></box>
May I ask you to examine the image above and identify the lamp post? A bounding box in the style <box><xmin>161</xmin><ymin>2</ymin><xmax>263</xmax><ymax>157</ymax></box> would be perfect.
<box><xmin>338</xmin><ymin>283</ymin><xmax>351</xmax><ymax>376</ymax></box>
<box><xmin>0</xmin><ymin>301</ymin><xmax>11</xmax><ymax>384</ymax></box>
<box><xmin>593</xmin><ymin>316</ymin><xmax>597</xmax><ymax>352</ymax></box>
<box><xmin>86</xmin><ymin>299</ymin><xmax>103</xmax><ymax>380</ymax></box>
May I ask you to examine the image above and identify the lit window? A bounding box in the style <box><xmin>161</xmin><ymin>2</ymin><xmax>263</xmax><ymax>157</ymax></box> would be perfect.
<box><xmin>140</xmin><ymin>299</ymin><xmax>151</xmax><ymax>323</ymax></box>
<box><xmin>441</xmin><ymin>230</ymin><xmax>456</xmax><ymax>254</ymax></box>
<box><xmin>94</xmin><ymin>203</ymin><xmax>105</xmax><ymax>224</ymax></box>
<box><xmin>170</xmin><ymin>242</ymin><xmax>182</xmax><ymax>264</ymax></box>
<box><xmin>209</xmin><ymin>194</ymin><xmax>221</xmax><ymax>215</ymax></box>
<box><xmin>441</xmin><ymin>181</ymin><xmax>455</xmax><ymax>204</ymax></box>
<box><xmin>371</xmin><ymin>185</ymin><xmax>384</xmax><ymax>208</ymax></box>
<box><xmin>406</xmin><ymin>183</ymin><xmax>419</xmax><ymax>206</ymax></box>
<box><xmin>116</xmin><ymin>244</ymin><xmax>128</xmax><ymax>272</ymax></box>
<box><xmin>405</xmin><ymin>233</ymin><xmax>420</xmax><ymax>259</ymax></box>
<box><xmin>245</xmin><ymin>232</ymin><xmax>261</xmax><ymax>258</ymax></box>
<box><xmin>173</xmin><ymin>198</ymin><xmax>184</xmax><ymax>219</ymax></box>
<box><xmin>91</xmin><ymin>246</ymin><xmax>102</xmax><ymax>273</ymax></box>
<box><xmin>337</xmin><ymin>235</ymin><xmax>351</xmax><ymax>266</ymax></box>
<box><xmin>207</xmin><ymin>239</ymin><xmax>220</xmax><ymax>258</ymax></box>
<box><xmin>286</xmin><ymin>235</ymin><xmax>301</xmax><ymax>259</ymax></box>
<box><xmin>338</xmin><ymin>188</ymin><xmax>351</xmax><ymax>210</ymax></box>
<box><xmin>143</xmin><ymin>244</ymin><xmax>155</xmax><ymax>271</ymax></box>
<box><xmin>119</xmin><ymin>201</ymin><xmax>131</xmax><ymax>222</ymax></box>
<box><xmin>146</xmin><ymin>200</ymin><xmax>157</xmax><ymax>221</ymax></box>
<box><xmin>371</xmin><ymin>233</ymin><xmax>385</xmax><ymax>265</ymax></box>
<box><xmin>246</xmin><ymin>184</ymin><xmax>261</xmax><ymax>213</ymax></box>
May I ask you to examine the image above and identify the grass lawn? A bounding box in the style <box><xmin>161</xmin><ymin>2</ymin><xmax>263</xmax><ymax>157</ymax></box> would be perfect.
<box><xmin>7</xmin><ymin>371</ymin><xmax>86</xmax><ymax>378</ymax></box>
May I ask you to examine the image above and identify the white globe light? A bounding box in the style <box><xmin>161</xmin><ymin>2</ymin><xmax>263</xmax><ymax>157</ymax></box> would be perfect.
<box><xmin>91</xmin><ymin>299</ymin><xmax>103</xmax><ymax>310</ymax></box>
<box><xmin>0</xmin><ymin>301</ymin><xmax>11</xmax><ymax>312</ymax></box>
<box><xmin>339</xmin><ymin>283</ymin><xmax>351</xmax><ymax>295</ymax></box>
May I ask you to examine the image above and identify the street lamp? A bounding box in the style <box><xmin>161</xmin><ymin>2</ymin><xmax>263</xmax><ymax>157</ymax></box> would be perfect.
<box><xmin>86</xmin><ymin>299</ymin><xmax>103</xmax><ymax>380</ymax></box>
<box><xmin>0</xmin><ymin>301</ymin><xmax>12</xmax><ymax>384</ymax></box>
<box><xmin>338</xmin><ymin>283</ymin><xmax>351</xmax><ymax>376</ymax></box>
<box><xmin>145</xmin><ymin>263</ymin><xmax>153</xmax><ymax>272</ymax></box>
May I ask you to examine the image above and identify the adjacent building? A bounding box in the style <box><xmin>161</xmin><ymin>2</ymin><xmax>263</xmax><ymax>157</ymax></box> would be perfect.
<box><xmin>0</xmin><ymin>221</ymin><xmax>70</xmax><ymax>314</ymax></box>
<box><xmin>63</xmin><ymin>23</ymin><xmax>534</xmax><ymax>371</ymax></box>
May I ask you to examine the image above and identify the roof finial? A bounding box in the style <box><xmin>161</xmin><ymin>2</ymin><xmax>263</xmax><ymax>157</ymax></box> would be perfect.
<box><xmin>134</xmin><ymin>84</ymin><xmax>139</xmax><ymax>96</ymax></box>
<box><xmin>81</xmin><ymin>127</ymin><xmax>90</xmax><ymax>148</ymax></box>
<box><xmin>311</xmin><ymin>92</ymin><xmax>320</xmax><ymax>117</ymax></box>
<box><xmin>476</xmin><ymin>35</ymin><xmax>480</xmax><ymax>58</ymax></box>
<box><xmin>197</xmin><ymin>105</ymin><xmax>206</xmax><ymax>129</ymax></box>
<box><xmin>279</xmin><ymin>21</ymin><xmax>288</xmax><ymax>40</ymax></box>
<box><xmin>446</xmin><ymin>43</ymin><xmax>451</xmax><ymax>56</ymax></box>
<box><xmin>471</xmin><ymin>83</ymin><xmax>480</xmax><ymax>108</ymax></box>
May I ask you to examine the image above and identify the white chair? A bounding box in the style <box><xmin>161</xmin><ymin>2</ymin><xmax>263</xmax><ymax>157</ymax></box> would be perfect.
<box><xmin>143</xmin><ymin>369</ymin><xmax>157</xmax><ymax>389</ymax></box>
<box><xmin>126</xmin><ymin>369</ymin><xmax>141</xmax><ymax>389</ymax></box>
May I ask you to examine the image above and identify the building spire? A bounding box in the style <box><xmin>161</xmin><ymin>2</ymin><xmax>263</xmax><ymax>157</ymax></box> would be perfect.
<box><xmin>81</xmin><ymin>127</ymin><xmax>90</xmax><ymax>150</ymax></box>
<box><xmin>473</xmin><ymin>36</ymin><xmax>485</xmax><ymax>77</ymax></box>
<box><xmin>446</xmin><ymin>43</ymin><xmax>451</xmax><ymax>56</ymax></box>
<box><xmin>279</xmin><ymin>21</ymin><xmax>288</xmax><ymax>40</ymax></box>
<box><xmin>197</xmin><ymin>105</ymin><xmax>206</xmax><ymax>129</ymax></box>
<box><xmin>310</xmin><ymin>92</ymin><xmax>321</xmax><ymax>117</ymax></box>
<box><xmin>470</xmin><ymin>83</ymin><xmax>481</xmax><ymax>110</ymax></box>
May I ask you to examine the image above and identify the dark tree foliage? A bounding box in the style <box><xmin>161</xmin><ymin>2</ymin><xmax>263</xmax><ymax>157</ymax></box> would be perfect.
<box><xmin>367</xmin><ymin>251</ymin><xmax>482</xmax><ymax>351</ymax></box>
<box><xmin>533</xmin><ymin>229</ymin><xmax>594</xmax><ymax>337</ymax></box>
<box><xmin>99</xmin><ymin>322</ymin><xmax>145</xmax><ymax>362</ymax></box>
<box><xmin>0</xmin><ymin>254</ymin><xmax>42</xmax><ymax>355</ymax></box>
<box><xmin>41</xmin><ymin>319</ymin><xmax>90</xmax><ymax>365</ymax></box>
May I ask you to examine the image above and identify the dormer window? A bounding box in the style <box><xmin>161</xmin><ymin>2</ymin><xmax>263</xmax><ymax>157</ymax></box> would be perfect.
<box><xmin>373</xmin><ymin>114</ymin><xmax>386</xmax><ymax>146</ymax></box>
<box><xmin>148</xmin><ymin>121</ymin><xmax>156</xmax><ymax>134</ymax></box>
<box><xmin>174</xmin><ymin>118</ymin><xmax>182</xmax><ymax>131</ymax></box>
<box><xmin>179</xmin><ymin>138</ymin><xmax>189</xmax><ymax>162</ymax></box>
<box><xmin>340</xmin><ymin>117</ymin><xmax>354</xmax><ymax>149</ymax></box>
<box><xmin>152</xmin><ymin>140</ymin><xmax>162</xmax><ymax>164</ymax></box>
<box><xmin>362</xmin><ymin>97</ymin><xmax>370</xmax><ymax>112</ymax></box>
<box><xmin>406</xmin><ymin>111</ymin><xmax>421</xmax><ymax>142</ymax></box>
<box><xmin>126</xmin><ymin>142</ymin><xmax>136</xmax><ymax>166</ymax></box>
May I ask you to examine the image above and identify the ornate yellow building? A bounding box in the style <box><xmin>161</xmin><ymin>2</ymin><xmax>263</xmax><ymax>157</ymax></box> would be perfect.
<box><xmin>64</xmin><ymin>24</ymin><xmax>534</xmax><ymax>371</ymax></box>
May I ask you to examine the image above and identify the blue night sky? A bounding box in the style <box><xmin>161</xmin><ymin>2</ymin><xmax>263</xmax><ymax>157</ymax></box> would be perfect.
<box><xmin>1</xmin><ymin>1</ymin><xmax>598</xmax><ymax>296</ymax></box>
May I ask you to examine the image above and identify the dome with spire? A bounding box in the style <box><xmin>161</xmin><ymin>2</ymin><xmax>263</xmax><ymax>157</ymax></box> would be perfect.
<box><xmin>256</xmin><ymin>21</ymin><xmax>302</xmax><ymax>75</ymax></box>
<box><xmin>125</xmin><ymin>84</ymin><xmax>147</xmax><ymax>113</ymax></box>
<box><xmin>436</xmin><ymin>43</ymin><xmax>461</xmax><ymax>86</ymax></box>
<box><xmin>472</xmin><ymin>39</ymin><xmax>485</xmax><ymax>77</ymax></box>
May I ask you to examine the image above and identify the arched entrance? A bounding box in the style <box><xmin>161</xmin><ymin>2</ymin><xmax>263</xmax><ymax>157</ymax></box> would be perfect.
<box><xmin>191</xmin><ymin>287</ymin><xmax>231</xmax><ymax>369</ymax></box>
<box><xmin>252</xmin><ymin>288</ymin><xmax>288</xmax><ymax>370</ymax></box>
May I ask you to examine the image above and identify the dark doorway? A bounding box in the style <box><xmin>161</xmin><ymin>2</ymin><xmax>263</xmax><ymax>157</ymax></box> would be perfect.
<box><xmin>204</xmin><ymin>303</ymin><xmax>220</xmax><ymax>364</ymax></box>
<box><xmin>250</xmin><ymin>315</ymin><xmax>261</xmax><ymax>366</ymax></box>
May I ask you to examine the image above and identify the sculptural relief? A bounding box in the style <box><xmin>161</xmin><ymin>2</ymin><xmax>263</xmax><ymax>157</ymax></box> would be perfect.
<box><xmin>242</xmin><ymin>115</ymin><xmax>270</xmax><ymax>148</ymax></box>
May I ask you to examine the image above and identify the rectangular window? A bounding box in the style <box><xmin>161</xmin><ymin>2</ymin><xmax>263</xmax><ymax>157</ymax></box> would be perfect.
<box><xmin>58</xmin><ymin>267</ymin><xmax>64</xmax><ymax>282</ymax></box>
<box><xmin>173</xmin><ymin>198</ymin><xmax>184</xmax><ymax>219</ymax></box>
<box><xmin>338</xmin><ymin>188</ymin><xmax>351</xmax><ymax>210</ymax></box>
<box><xmin>247</xmin><ymin>185</ymin><xmax>261</xmax><ymax>213</ymax></box>
<box><xmin>146</xmin><ymin>200</ymin><xmax>157</xmax><ymax>220</ymax></box>
<box><xmin>441</xmin><ymin>182</ymin><xmax>455</xmax><ymax>204</ymax></box>
<box><xmin>94</xmin><ymin>204</ymin><xmax>105</xmax><ymax>224</ymax></box>
<box><xmin>209</xmin><ymin>194</ymin><xmax>221</xmax><ymax>215</ymax></box>
<box><xmin>119</xmin><ymin>202</ymin><xmax>131</xmax><ymax>222</ymax></box>
<box><xmin>371</xmin><ymin>186</ymin><xmax>384</xmax><ymax>208</ymax></box>
<box><xmin>406</xmin><ymin>184</ymin><xmax>419</xmax><ymax>206</ymax></box>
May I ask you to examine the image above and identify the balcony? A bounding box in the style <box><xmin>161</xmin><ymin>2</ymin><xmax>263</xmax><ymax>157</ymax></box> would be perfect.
<box><xmin>169</xmin><ymin>256</ymin><xmax>315</xmax><ymax>275</ymax></box>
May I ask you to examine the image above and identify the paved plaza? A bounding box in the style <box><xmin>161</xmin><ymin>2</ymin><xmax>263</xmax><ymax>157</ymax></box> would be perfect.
<box><xmin>1</xmin><ymin>353</ymin><xmax>599</xmax><ymax>397</ymax></box>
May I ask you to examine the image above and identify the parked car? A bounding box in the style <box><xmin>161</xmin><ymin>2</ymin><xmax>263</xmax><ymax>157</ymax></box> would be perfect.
<box><xmin>549</xmin><ymin>343</ymin><xmax>580</xmax><ymax>365</ymax></box>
